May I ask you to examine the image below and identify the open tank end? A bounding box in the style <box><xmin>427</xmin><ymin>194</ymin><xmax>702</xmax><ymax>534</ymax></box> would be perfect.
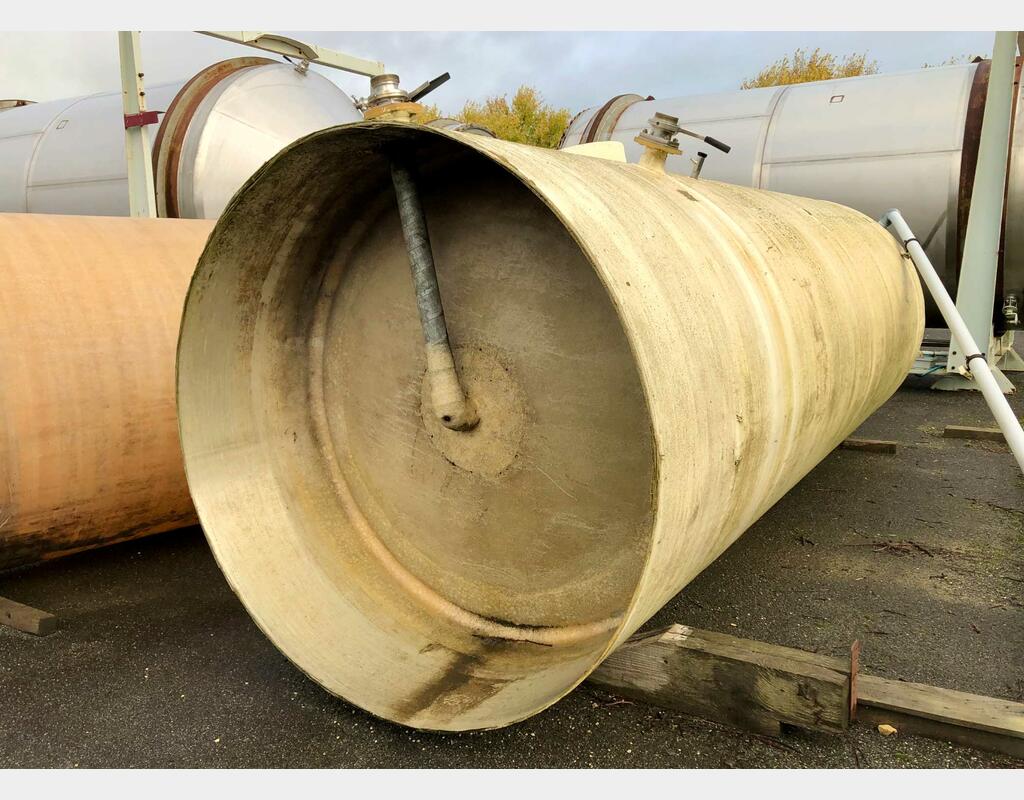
<box><xmin>177</xmin><ymin>122</ymin><xmax>658</xmax><ymax>730</ymax></box>
<box><xmin>177</xmin><ymin>120</ymin><xmax>922</xmax><ymax>731</ymax></box>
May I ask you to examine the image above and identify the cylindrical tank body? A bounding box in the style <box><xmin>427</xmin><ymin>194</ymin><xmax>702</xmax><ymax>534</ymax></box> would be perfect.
<box><xmin>176</xmin><ymin>122</ymin><xmax>923</xmax><ymax>731</ymax></box>
<box><xmin>560</xmin><ymin>62</ymin><xmax>1022</xmax><ymax>328</ymax></box>
<box><xmin>0</xmin><ymin>58</ymin><xmax>362</xmax><ymax>219</ymax></box>
<box><xmin>0</xmin><ymin>213</ymin><xmax>214</xmax><ymax>571</ymax></box>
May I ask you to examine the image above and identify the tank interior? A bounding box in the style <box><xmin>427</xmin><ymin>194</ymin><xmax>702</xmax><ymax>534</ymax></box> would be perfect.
<box><xmin>178</xmin><ymin>127</ymin><xmax>658</xmax><ymax>728</ymax></box>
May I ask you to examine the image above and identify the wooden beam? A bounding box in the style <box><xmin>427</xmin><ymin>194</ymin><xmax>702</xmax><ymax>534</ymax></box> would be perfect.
<box><xmin>588</xmin><ymin>624</ymin><xmax>851</xmax><ymax>736</ymax></box>
<box><xmin>840</xmin><ymin>438</ymin><xmax>898</xmax><ymax>454</ymax></box>
<box><xmin>943</xmin><ymin>425</ymin><xmax>1006</xmax><ymax>441</ymax></box>
<box><xmin>0</xmin><ymin>595</ymin><xmax>58</xmax><ymax>636</ymax></box>
<box><xmin>590</xmin><ymin>624</ymin><xmax>1024</xmax><ymax>759</ymax></box>
<box><xmin>858</xmin><ymin>674</ymin><xmax>1024</xmax><ymax>759</ymax></box>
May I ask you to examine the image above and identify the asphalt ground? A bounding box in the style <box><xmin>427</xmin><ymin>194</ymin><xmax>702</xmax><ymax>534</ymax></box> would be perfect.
<box><xmin>1</xmin><ymin>373</ymin><xmax>1022</xmax><ymax>768</ymax></box>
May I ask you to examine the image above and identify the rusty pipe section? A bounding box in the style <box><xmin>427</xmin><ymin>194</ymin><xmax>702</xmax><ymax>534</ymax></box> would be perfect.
<box><xmin>0</xmin><ymin>213</ymin><xmax>213</xmax><ymax>571</ymax></box>
<box><xmin>390</xmin><ymin>157</ymin><xmax>478</xmax><ymax>431</ymax></box>
<box><xmin>176</xmin><ymin>121</ymin><xmax>924</xmax><ymax>732</ymax></box>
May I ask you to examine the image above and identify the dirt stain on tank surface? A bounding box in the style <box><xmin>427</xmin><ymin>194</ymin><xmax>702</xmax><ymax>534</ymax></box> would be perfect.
<box><xmin>394</xmin><ymin>636</ymin><xmax>547</xmax><ymax>727</ymax></box>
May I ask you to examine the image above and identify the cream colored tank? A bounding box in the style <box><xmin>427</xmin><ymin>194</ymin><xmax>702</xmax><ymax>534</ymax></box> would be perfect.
<box><xmin>176</xmin><ymin>121</ymin><xmax>924</xmax><ymax>731</ymax></box>
<box><xmin>0</xmin><ymin>214</ymin><xmax>214</xmax><ymax>570</ymax></box>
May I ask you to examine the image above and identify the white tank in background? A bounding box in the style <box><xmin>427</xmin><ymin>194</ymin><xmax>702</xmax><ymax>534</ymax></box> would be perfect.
<box><xmin>561</xmin><ymin>61</ymin><xmax>1024</xmax><ymax>329</ymax></box>
<box><xmin>0</xmin><ymin>57</ymin><xmax>363</xmax><ymax>219</ymax></box>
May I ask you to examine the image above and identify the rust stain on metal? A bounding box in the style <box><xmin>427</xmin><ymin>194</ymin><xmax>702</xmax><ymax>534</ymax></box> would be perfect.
<box><xmin>955</xmin><ymin>59</ymin><xmax>990</xmax><ymax>276</ymax></box>
<box><xmin>956</xmin><ymin>57</ymin><xmax>1022</xmax><ymax>334</ymax></box>
<box><xmin>996</xmin><ymin>56</ymin><xmax>1024</xmax><ymax>333</ymax></box>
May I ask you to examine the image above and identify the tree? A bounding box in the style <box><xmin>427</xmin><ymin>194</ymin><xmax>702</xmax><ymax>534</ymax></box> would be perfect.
<box><xmin>418</xmin><ymin>102</ymin><xmax>443</xmax><ymax>123</ymax></box>
<box><xmin>421</xmin><ymin>86</ymin><xmax>571</xmax><ymax>148</ymax></box>
<box><xmin>741</xmin><ymin>48</ymin><xmax>879</xmax><ymax>89</ymax></box>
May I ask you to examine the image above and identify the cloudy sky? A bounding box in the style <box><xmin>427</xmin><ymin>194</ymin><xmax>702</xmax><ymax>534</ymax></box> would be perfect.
<box><xmin>0</xmin><ymin>31</ymin><xmax>997</xmax><ymax>113</ymax></box>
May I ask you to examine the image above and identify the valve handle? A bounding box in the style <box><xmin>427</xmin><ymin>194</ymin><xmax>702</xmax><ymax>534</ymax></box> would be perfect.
<box><xmin>409</xmin><ymin>72</ymin><xmax>451</xmax><ymax>102</ymax></box>
<box><xmin>677</xmin><ymin>125</ymin><xmax>732</xmax><ymax>154</ymax></box>
<box><xmin>702</xmin><ymin>135</ymin><xmax>731</xmax><ymax>154</ymax></box>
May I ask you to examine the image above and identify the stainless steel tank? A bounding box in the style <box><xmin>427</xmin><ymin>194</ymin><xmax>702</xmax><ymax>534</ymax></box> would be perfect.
<box><xmin>560</xmin><ymin>60</ymin><xmax>1022</xmax><ymax>329</ymax></box>
<box><xmin>0</xmin><ymin>58</ymin><xmax>363</xmax><ymax>219</ymax></box>
<box><xmin>176</xmin><ymin>121</ymin><xmax>923</xmax><ymax>731</ymax></box>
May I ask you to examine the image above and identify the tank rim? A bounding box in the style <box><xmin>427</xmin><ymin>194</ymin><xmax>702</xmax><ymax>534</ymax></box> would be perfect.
<box><xmin>179</xmin><ymin>120</ymin><xmax>665</xmax><ymax>731</ymax></box>
<box><xmin>152</xmin><ymin>57</ymin><xmax>275</xmax><ymax>218</ymax></box>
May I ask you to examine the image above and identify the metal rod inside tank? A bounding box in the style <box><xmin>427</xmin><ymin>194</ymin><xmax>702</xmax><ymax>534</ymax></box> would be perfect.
<box><xmin>390</xmin><ymin>157</ymin><xmax>479</xmax><ymax>431</ymax></box>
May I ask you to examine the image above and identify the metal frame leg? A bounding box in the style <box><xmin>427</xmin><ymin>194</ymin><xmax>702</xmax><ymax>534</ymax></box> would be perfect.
<box><xmin>936</xmin><ymin>30</ymin><xmax>1018</xmax><ymax>393</ymax></box>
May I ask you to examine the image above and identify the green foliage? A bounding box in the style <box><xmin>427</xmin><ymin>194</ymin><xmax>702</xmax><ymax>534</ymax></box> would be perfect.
<box><xmin>741</xmin><ymin>47</ymin><xmax>879</xmax><ymax>89</ymax></box>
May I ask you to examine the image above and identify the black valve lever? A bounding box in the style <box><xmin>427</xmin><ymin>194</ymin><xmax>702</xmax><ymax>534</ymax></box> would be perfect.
<box><xmin>701</xmin><ymin>135</ymin><xmax>731</xmax><ymax>154</ymax></box>
<box><xmin>678</xmin><ymin>126</ymin><xmax>731</xmax><ymax>154</ymax></box>
<box><xmin>408</xmin><ymin>72</ymin><xmax>451</xmax><ymax>103</ymax></box>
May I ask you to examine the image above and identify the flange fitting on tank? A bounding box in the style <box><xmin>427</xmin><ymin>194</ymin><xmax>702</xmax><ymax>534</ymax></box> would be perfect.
<box><xmin>635</xmin><ymin>112</ymin><xmax>733</xmax><ymax>175</ymax></box>
<box><xmin>358</xmin><ymin>72</ymin><xmax>451</xmax><ymax>123</ymax></box>
<box><xmin>634</xmin><ymin>112</ymin><xmax>682</xmax><ymax>172</ymax></box>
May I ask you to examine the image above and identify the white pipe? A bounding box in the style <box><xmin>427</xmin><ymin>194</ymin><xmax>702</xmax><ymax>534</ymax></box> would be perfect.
<box><xmin>881</xmin><ymin>209</ymin><xmax>1024</xmax><ymax>474</ymax></box>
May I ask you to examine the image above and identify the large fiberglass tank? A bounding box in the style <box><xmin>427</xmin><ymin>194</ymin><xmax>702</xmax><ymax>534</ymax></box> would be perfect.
<box><xmin>560</xmin><ymin>60</ymin><xmax>1024</xmax><ymax>328</ymax></box>
<box><xmin>0</xmin><ymin>57</ymin><xmax>363</xmax><ymax>219</ymax></box>
<box><xmin>176</xmin><ymin>121</ymin><xmax>922</xmax><ymax>731</ymax></box>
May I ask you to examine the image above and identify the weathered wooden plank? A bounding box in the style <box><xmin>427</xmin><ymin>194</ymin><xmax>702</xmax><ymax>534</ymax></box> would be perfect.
<box><xmin>840</xmin><ymin>438</ymin><xmax>898</xmax><ymax>454</ymax></box>
<box><xmin>587</xmin><ymin>624</ymin><xmax>850</xmax><ymax>736</ymax></box>
<box><xmin>591</xmin><ymin>625</ymin><xmax>1024</xmax><ymax>758</ymax></box>
<box><xmin>943</xmin><ymin>425</ymin><xmax>1006</xmax><ymax>441</ymax></box>
<box><xmin>858</xmin><ymin>674</ymin><xmax>1024</xmax><ymax>759</ymax></box>
<box><xmin>0</xmin><ymin>595</ymin><xmax>58</xmax><ymax>636</ymax></box>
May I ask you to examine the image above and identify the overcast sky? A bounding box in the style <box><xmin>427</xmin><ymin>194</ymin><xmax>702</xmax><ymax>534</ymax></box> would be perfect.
<box><xmin>0</xmin><ymin>31</ymin><xmax>998</xmax><ymax>113</ymax></box>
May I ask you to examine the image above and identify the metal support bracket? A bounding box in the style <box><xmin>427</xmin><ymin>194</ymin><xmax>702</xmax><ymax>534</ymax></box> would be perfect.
<box><xmin>117</xmin><ymin>31</ymin><xmax>157</xmax><ymax>218</ymax></box>
<box><xmin>997</xmin><ymin>333</ymin><xmax>1024</xmax><ymax>371</ymax></box>
<box><xmin>123</xmin><ymin>110</ymin><xmax>160</xmax><ymax>129</ymax></box>
<box><xmin>199</xmin><ymin>31</ymin><xmax>386</xmax><ymax>78</ymax></box>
